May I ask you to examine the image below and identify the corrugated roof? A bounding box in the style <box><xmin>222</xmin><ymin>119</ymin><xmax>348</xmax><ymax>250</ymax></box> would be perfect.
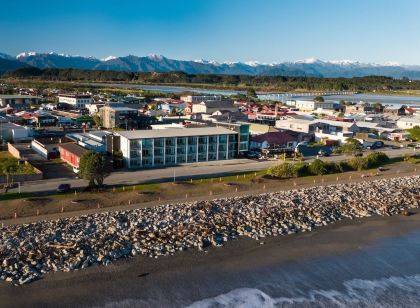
<box><xmin>0</xmin><ymin>95</ymin><xmax>41</xmax><ymax>99</ymax></box>
<box><xmin>116</xmin><ymin>127</ymin><xmax>236</xmax><ymax>140</ymax></box>
<box><xmin>318</xmin><ymin>119</ymin><xmax>356</xmax><ymax>128</ymax></box>
<box><xmin>251</xmin><ymin>132</ymin><xmax>296</xmax><ymax>144</ymax></box>
<box><xmin>398</xmin><ymin>117</ymin><xmax>420</xmax><ymax>124</ymax></box>
<box><xmin>59</xmin><ymin>143</ymin><xmax>89</xmax><ymax>157</ymax></box>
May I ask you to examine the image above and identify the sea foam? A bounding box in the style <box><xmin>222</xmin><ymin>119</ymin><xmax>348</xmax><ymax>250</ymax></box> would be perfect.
<box><xmin>188</xmin><ymin>274</ymin><xmax>420</xmax><ymax>307</ymax></box>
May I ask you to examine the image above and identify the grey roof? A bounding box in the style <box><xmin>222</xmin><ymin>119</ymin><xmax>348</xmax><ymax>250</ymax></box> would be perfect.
<box><xmin>116</xmin><ymin>126</ymin><xmax>236</xmax><ymax>140</ymax></box>
<box><xmin>398</xmin><ymin>117</ymin><xmax>420</xmax><ymax>124</ymax></box>
<box><xmin>59</xmin><ymin>143</ymin><xmax>89</xmax><ymax>157</ymax></box>
<box><xmin>105</xmin><ymin>106</ymin><xmax>138</xmax><ymax>111</ymax></box>
<box><xmin>198</xmin><ymin>100</ymin><xmax>235</xmax><ymax>108</ymax></box>
<box><xmin>0</xmin><ymin>95</ymin><xmax>41</xmax><ymax>99</ymax></box>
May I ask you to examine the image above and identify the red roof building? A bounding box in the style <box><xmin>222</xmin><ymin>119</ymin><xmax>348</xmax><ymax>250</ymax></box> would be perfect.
<box><xmin>59</xmin><ymin>143</ymin><xmax>89</xmax><ymax>168</ymax></box>
<box><xmin>250</xmin><ymin>132</ymin><xmax>297</xmax><ymax>150</ymax></box>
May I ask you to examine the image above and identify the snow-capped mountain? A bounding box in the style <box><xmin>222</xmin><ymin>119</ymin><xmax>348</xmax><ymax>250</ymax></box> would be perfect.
<box><xmin>0</xmin><ymin>52</ymin><xmax>14</xmax><ymax>60</ymax></box>
<box><xmin>0</xmin><ymin>52</ymin><xmax>31</xmax><ymax>74</ymax></box>
<box><xmin>3</xmin><ymin>51</ymin><xmax>420</xmax><ymax>79</ymax></box>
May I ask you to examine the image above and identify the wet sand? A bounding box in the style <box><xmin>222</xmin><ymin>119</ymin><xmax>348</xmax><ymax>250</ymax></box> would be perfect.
<box><xmin>1</xmin><ymin>208</ymin><xmax>420</xmax><ymax>308</ymax></box>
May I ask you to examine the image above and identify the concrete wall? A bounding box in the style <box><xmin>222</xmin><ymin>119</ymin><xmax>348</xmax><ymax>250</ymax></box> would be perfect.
<box><xmin>7</xmin><ymin>143</ymin><xmax>21</xmax><ymax>159</ymax></box>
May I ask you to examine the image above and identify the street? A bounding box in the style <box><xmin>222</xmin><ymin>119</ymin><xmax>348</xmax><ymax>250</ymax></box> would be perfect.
<box><xmin>8</xmin><ymin>147</ymin><xmax>418</xmax><ymax>194</ymax></box>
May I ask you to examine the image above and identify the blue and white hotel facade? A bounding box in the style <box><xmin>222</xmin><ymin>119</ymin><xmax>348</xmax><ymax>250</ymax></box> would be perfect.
<box><xmin>116</xmin><ymin>126</ymin><xmax>248</xmax><ymax>168</ymax></box>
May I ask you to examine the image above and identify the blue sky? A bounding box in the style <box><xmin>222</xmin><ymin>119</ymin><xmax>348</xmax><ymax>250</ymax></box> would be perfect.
<box><xmin>2</xmin><ymin>0</ymin><xmax>420</xmax><ymax>64</ymax></box>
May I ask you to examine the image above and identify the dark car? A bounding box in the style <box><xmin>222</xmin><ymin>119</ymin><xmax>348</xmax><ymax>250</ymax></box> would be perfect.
<box><xmin>318</xmin><ymin>149</ymin><xmax>331</xmax><ymax>157</ymax></box>
<box><xmin>246</xmin><ymin>152</ymin><xmax>260</xmax><ymax>159</ymax></box>
<box><xmin>57</xmin><ymin>184</ymin><xmax>71</xmax><ymax>193</ymax></box>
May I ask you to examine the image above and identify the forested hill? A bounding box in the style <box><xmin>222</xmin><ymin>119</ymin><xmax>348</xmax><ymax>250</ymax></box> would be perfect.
<box><xmin>3</xmin><ymin>67</ymin><xmax>420</xmax><ymax>92</ymax></box>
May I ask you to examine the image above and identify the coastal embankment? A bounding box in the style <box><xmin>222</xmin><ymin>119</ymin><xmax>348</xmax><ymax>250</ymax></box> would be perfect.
<box><xmin>0</xmin><ymin>176</ymin><xmax>418</xmax><ymax>288</ymax></box>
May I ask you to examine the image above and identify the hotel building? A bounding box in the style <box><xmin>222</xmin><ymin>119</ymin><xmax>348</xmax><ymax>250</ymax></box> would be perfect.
<box><xmin>116</xmin><ymin>127</ymin><xmax>243</xmax><ymax>168</ymax></box>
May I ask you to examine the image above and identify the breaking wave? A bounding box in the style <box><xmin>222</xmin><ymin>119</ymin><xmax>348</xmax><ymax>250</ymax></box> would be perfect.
<box><xmin>188</xmin><ymin>274</ymin><xmax>420</xmax><ymax>308</ymax></box>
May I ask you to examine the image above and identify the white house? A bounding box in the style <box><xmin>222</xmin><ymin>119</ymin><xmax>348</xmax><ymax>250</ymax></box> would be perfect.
<box><xmin>294</xmin><ymin>100</ymin><xmax>337</xmax><ymax>112</ymax></box>
<box><xmin>396</xmin><ymin>117</ymin><xmax>420</xmax><ymax>129</ymax></box>
<box><xmin>58</xmin><ymin>94</ymin><xmax>92</xmax><ymax>109</ymax></box>
<box><xmin>314</xmin><ymin>131</ymin><xmax>353</xmax><ymax>145</ymax></box>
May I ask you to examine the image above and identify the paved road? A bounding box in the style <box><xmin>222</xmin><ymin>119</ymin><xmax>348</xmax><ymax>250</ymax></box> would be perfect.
<box><xmin>7</xmin><ymin>147</ymin><xmax>418</xmax><ymax>194</ymax></box>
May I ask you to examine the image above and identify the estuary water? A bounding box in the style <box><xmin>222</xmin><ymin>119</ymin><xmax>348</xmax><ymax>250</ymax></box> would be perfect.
<box><xmin>89</xmin><ymin>82</ymin><xmax>420</xmax><ymax>106</ymax></box>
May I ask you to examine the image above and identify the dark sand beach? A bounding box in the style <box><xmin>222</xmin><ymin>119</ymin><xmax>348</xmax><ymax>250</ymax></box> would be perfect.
<box><xmin>2</xmin><ymin>207</ymin><xmax>420</xmax><ymax>307</ymax></box>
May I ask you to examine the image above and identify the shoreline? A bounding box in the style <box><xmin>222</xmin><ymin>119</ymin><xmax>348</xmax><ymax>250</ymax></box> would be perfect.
<box><xmin>2</xmin><ymin>206</ymin><xmax>420</xmax><ymax>307</ymax></box>
<box><xmin>0</xmin><ymin>176</ymin><xmax>418</xmax><ymax>287</ymax></box>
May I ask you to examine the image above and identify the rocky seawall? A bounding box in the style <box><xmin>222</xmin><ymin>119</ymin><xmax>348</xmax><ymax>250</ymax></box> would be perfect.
<box><xmin>1</xmin><ymin>176</ymin><xmax>419</xmax><ymax>285</ymax></box>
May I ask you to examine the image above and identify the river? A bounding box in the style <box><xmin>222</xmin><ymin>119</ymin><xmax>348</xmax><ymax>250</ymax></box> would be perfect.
<box><xmin>87</xmin><ymin>82</ymin><xmax>420</xmax><ymax>106</ymax></box>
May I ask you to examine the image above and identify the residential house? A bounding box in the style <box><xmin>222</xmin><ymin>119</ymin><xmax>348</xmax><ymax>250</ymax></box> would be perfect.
<box><xmin>209</xmin><ymin>110</ymin><xmax>248</xmax><ymax>122</ymax></box>
<box><xmin>248</xmin><ymin>123</ymin><xmax>280</xmax><ymax>135</ymax></box>
<box><xmin>317</xmin><ymin>119</ymin><xmax>360</xmax><ymax>134</ymax></box>
<box><xmin>383</xmin><ymin>106</ymin><xmax>406</xmax><ymax>116</ymax></box>
<box><xmin>250</xmin><ymin>132</ymin><xmax>297</xmax><ymax>150</ymax></box>
<box><xmin>345</xmin><ymin>103</ymin><xmax>374</xmax><ymax>114</ymax></box>
<box><xmin>85</xmin><ymin>103</ymin><xmax>105</xmax><ymax>115</ymax></box>
<box><xmin>32</xmin><ymin>114</ymin><xmax>58</xmax><ymax>127</ymax></box>
<box><xmin>0</xmin><ymin>95</ymin><xmax>41</xmax><ymax>110</ymax></box>
<box><xmin>58</xmin><ymin>94</ymin><xmax>92</xmax><ymax>109</ymax></box>
<box><xmin>192</xmin><ymin>100</ymin><xmax>237</xmax><ymax>114</ymax></box>
<box><xmin>275</xmin><ymin>118</ymin><xmax>320</xmax><ymax>134</ymax></box>
<box><xmin>294</xmin><ymin>100</ymin><xmax>339</xmax><ymax>112</ymax></box>
<box><xmin>157</xmin><ymin>100</ymin><xmax>186</xmax><ymax>114</ymax></box>
<box><xmin>396</xmin><ymin>117</ymin><xmax>420</xmax><ymax>129</ymax></box>
<box><xmin>180</xmin><ymin>95</ymin><xmax>222</xmax><ymax>103</ymax></box>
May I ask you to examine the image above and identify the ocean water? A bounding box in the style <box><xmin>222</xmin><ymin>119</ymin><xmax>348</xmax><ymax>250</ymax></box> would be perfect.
<box><xmin>101</xmin><ymin>230</ymin><xmax>420</xmax><ymax>308</ymax></box>
<box><xmin>188</xmin><ymin>275</ymin><xmax>420</xmax><ymax>308</ymax></box>
<box><xmin>187</xmin><ymin>231</ymin><xmax>420</xmax><ymax>308</ymax></box>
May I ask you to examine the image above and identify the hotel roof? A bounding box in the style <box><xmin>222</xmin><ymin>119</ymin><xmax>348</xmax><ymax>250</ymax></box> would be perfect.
<box><xmin>116</xmin><ymin>126</ymin><xmax>236</xmax><ymax>139</ymax></box>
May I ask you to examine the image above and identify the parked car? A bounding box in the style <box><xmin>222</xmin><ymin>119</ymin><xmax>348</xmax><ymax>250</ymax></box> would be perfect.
<box><xmin>318</xmin><ymin>149</ymin><xmax>331</xmax><ymax>157</ymax></box>
<box><xmin>57</xmin><ymin>184</ymin><xmax>71</xmax><ymax>193</ymax></box>
<box><xmin>246</xmin><ymin>151</ymin><xmax>260</xmax><ymax>159</ymax></box>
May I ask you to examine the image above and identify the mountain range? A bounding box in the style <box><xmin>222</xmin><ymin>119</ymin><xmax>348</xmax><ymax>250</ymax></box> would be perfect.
<box><xmin>2</xmin><ymin>52</ymin><xmax>420</xmax><ymax>79</ymax></box>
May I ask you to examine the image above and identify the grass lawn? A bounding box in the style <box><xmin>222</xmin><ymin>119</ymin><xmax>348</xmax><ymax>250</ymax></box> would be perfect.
<box><xmin>0</xmin><ymin>151</ymin><xmax>36</xmax><ymax>176</ymax></box>
<box><xmin>0</xmin><ymin>159</ymin><xmax>417</xmax><ymax>221</ymax></box>
<box><xmin>0</xmin><ymin>151</ymin><xmax>13</xmax><ymax>159</ymax></box>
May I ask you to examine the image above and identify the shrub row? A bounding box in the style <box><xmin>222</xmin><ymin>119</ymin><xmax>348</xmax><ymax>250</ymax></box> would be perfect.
<box><xmin>267</xmin><ymin>152</ymin><xmax>389</xmax><ymax>179</ymax></box>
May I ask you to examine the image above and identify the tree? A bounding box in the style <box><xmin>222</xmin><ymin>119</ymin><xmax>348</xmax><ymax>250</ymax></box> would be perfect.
<box><xmin>170</xmin><ymin>108</ymin><xmax>178</xmax><ymax>116</ymax></box>
<box><xmin>267</xmin><ymin>163</ymin><xmax>296</xmax><ymax>178</ymax></box>
<box><xmin>373</xmin><ymin>102</ymin><xmax>383</xmax><ymax>112</ymax></box>
<box><xmin>408</xmin><ymin>126</ymin><xmax>420</xmax><ymax>141</ymax></box>
<box><xmin>79</xmin><ymin>152</ymin><xmax>110</xmax><ymax>187</ymax></box>
<box><xmin>365</xmin><ymin>152</ymin><xmax>389</xmax><ymax>168</ymax></box>
<box><xmin>308</xmin><ymin>159</ymin><xmax>327</xmax><ymax>175</ymax></box>
<box><xmin>92</xmin><ymin>113</ymin><xmax>101</xmax><ymax>127</ymax></box>
<box><xmin>0</xmin><ymin>158</ymin><xmax>18</xmax><ymax>185</ymax></box>
<box><xmin>246</xmin><ymin>88</ymin><xmax>257</xmax><ymax>98</ymax></box>
<box><xmin>293</xmin><ymin>163</ymin><xmax>309</xmax><ymax>177</ymax></box>
<box><xmin>340</xmin><ymin>138</ymin><xmax>363</xmax><ymax>156</ymax></box>
<box><xmin>314</xmin><ymin>96</ymin><xmax>325</xmax><ymax>102</ymax></box>
<box><xmin>348</xmin><ymin>156</ymin><xmax>368</xmax><ymax>171</ymax></box>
